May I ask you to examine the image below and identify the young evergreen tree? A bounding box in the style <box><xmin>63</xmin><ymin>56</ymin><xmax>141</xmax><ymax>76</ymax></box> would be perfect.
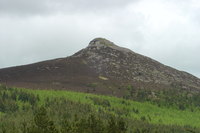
<box><xmin>107</xmin><ymin>116</ymin><xmax>118</xmax><ymax>133</ymax></box>
<box><xmin>61</xmin><ymin>119</ymin><xmax>72</xmax><ymax>133</ymax></box>
<box><xmin>117</xmin><ymin>118</ymin><xmax>127</xmax><ymax>133</ymax></box>
<box><xmin>29</xmin><ymin>106</ymin><xmax>58</xmax><ymax>133</ymax></box>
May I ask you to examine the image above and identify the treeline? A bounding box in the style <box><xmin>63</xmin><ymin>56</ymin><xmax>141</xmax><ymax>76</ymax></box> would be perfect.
<box><xmin>0</xmin><ymin>85</ymin><xmax>200</xmax><ymax>133</ymax></box>
<box><xmin>20</xmin><ymin>106</ymin><xmax>127</xmax><ymax>133</ymax></box>
<box><xmin>124</xmin><ymin>85</ymin><xmax>200</xmax><ymax>111</ymax></box>
<box><xmin>0</xmin><ymin>85</ymin><xmax>39</xmax><ymax>113</ymax></box>
<box><xmin>0</xmin><ymin>86</ymin><xmax>127</xmax><ymax>133</ymax></box>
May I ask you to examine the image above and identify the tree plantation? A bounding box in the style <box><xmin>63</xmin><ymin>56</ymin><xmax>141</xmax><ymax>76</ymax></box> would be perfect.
<box><xmin>0</xmin><ymin>85</ymin><xmax>200</xmax><ymax>133</ymax></box>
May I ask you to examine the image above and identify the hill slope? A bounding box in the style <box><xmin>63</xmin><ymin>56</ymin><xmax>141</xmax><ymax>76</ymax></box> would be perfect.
<box><xmin>0</xmin><ymin>38</ymin><xmax>200</xmax><ymax>97</ymax></box>
<box><xmin>1</xmin><ymin>85</ymin><xmax>200</xmax><ymax>133</ymax></box>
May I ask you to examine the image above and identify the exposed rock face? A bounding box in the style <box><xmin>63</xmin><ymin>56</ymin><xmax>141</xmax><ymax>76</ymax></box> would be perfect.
<box><xmin>0</xmin><ymin>38</ymin><xmax>200</xmax><ymax>95</ymax></box>
<box><xmin>74</xmin><ymin>38</ymin><xmax>200</xmax><ymax>91</ymax></box>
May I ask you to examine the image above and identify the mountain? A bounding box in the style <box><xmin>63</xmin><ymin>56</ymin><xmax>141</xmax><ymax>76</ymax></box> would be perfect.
<box><xmin>0</xmin><ymin>38</ymin><xmax>200</xmax><ymax>97</ymax></box>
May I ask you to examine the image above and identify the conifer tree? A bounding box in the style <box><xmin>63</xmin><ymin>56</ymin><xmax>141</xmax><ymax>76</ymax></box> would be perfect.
<box><xmin>30</xmin><ymin>106</ymin><xmax>58</xmax><ymax>133</ymax></box>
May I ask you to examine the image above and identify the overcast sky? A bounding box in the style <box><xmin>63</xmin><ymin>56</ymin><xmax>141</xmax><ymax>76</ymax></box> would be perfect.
<box><xmin>0</xmin><ymin>0</ymin><xmax>200</xmax><ymax>78</ymax></box>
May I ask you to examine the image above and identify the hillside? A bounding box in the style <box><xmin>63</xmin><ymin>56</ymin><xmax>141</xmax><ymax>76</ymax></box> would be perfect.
<box><xmin>1</xmin><ymin>85</ymin><xmax>200</xmax><ymax>133</ymax></box>
<box><xmin>0</xmin><ymin>38</ymin><xmax>200</xmax><ymax>98</ymax></box>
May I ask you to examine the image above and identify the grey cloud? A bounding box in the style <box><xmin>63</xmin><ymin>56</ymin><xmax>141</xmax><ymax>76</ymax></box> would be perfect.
<box><xmin>0</xmin><ymin>0</ymin><xmax>136</xmax><ymax>16</ymax></box>
<box><xmin>0</xmin><ymin>0</ymin><xmax>199</xmax><ymax>78</ymax></box>
<box><xmin>0</xmin><ymin>0</ymin><xmax>49</xmax><ymax>15</ymax></box>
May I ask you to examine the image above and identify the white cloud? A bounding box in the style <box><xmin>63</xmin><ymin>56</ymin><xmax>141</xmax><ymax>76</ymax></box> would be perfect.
<box><xmin>0</xmin><ymin>0</ymin><xmax>199</xmax><ymax>78</ymax></box>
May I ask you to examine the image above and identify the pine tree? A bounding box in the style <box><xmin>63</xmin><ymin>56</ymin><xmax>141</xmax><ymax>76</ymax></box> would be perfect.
<box><xmin>61</xmin><ymin>119</ymin><xmax>72</xmax><ymax>133</ymax></box>
<box><xmin>34</xmin><ymin>106</ymin><xmax>49</xmax><ymax>131</ymax></box>
<box><xmin>117</xmin><ymin>118</ymin><xmax>127</xmax><ymax>133</ymax></box>
<box><xmin>31</xmin><ymin>106</ymin><xmax>58</xmax><ymax>133</ymax></box>
<box><xmin>107</xmin><ymin>116</ymin><xmax>118</xmax><ymax>133</ymax></box>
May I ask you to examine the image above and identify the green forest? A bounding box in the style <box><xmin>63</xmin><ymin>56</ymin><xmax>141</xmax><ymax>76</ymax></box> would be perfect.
<box><xmin>1</xmin><ymin>84</ymin><xmax>200</xmax><ymax>133</ymax></box>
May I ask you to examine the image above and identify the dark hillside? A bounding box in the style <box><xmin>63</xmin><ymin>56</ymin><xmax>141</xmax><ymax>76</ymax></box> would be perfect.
<box><xmin>0</xmin><ymin>38</ymin><xmax>200</xmax><ymax>97</ymax></box>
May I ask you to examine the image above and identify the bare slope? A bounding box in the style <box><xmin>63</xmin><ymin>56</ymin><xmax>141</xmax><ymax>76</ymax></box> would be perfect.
<box><xmin>0</xmin><ymin>38</ymin><xmax>200</xmax><ymax>96</ymax></box>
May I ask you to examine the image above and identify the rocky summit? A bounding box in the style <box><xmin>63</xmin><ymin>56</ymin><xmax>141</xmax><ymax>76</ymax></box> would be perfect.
<box><xmin>0</xmin><ymin>38</ymin><xmax>200</xmax><ymax>97</ymax></box>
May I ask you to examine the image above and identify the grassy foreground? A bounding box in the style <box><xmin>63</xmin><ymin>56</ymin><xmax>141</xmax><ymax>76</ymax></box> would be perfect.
<box><xmin>27</xmin><ymin>89</ymin><xmax>200</xmax><ymax>127</ymax></box>
<box><xmin>1</xmin><ymin>85</ymin><xmax>200</xmax><ymax>133</ymax></box>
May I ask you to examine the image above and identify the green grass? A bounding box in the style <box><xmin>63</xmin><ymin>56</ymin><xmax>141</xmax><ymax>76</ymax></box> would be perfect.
<box><xmin>21</xmin><ymin>88</ymin><xmax>200</xmax><ymax>128</ymax></box>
